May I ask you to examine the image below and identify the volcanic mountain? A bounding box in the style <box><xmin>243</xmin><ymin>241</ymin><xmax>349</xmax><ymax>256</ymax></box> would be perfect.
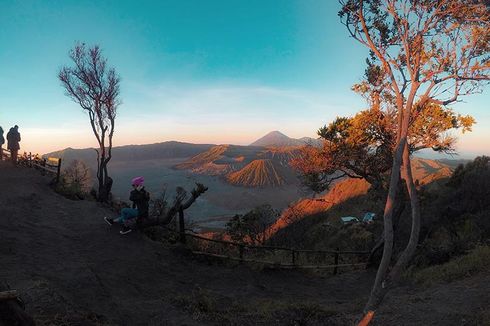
<box><xmin>175</xmin><ymin>144</ymin><xmax>301</xmax><ymax>187</ymax></box>
<box><xmin>249</xmin><ymin>131</ymin><xmax>321</xmax><ymax>147</ymax></box>
<box><xmin>227</xmin><ymin>159</ymin><xmax>288</xmax><ymax>187</ymax></box>
<box><xmin>174</xmin><ymin>131</ymin><xmax>326</xmax><ymax>187</ymax></box>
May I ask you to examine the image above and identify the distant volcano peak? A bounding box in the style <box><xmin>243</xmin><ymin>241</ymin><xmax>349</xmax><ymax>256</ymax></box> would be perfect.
<box><xmin>267</xmin><ymin>130</ymin><xmax>288</xmax><ymax>136</ymax></box>
<box><xmin>249</xmin><ymin>131</ymin><xmax>322</xmax><ymax>147</ymax></box>
<box><xmin>249</xmin><ymin>131</ymin><xmax>301</xmax><ymax>147</ymax></box>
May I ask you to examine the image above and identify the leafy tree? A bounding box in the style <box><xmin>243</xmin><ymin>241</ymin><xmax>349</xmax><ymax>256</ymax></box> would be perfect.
<box><xmin>226</xmin><ymin>204</ymin><xmax>279</xmax><ymax>245</ymax></box>
<box><xmin>226</xmin><ymin>214</ymin><xmax>248</xmax><ymax>243</ymax></box>
<box><xmin>339</xmin><ymin>0</ymin><xmax>489</xmax><ymax>311</ymax></box>
<box><xmin>292</xmin><ymin>104</ymin><xmax>473</xmax><ymax>193</ymax></box>
<box><xmin>59</xmin><ymin>43</ymin><xmax>121</xmax><ymax>202</ymax></box>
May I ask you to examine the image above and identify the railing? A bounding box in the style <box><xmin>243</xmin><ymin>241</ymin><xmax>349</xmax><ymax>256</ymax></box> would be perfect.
<box><xmin>175</xmin><ymin>209</ymin><xmax>370</xmax><ymax>274</ymax></box>
<box><xmin>32</xmin><ymin>156</ymin><xmax>63</xmax><ymax>184</ymax></box>
<box><xmin>1</xmin><ymin>149</ymin><xmax>62</xmax><ymax>184</ymax></box>
<box><xmin>1</xmin><ymin>148</ymin><xmax>11</xmax><ymax>160</ymax></box>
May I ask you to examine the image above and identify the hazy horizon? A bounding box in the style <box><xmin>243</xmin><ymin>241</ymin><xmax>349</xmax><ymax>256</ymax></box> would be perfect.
<box><xmin>40</xmin><ymin>130</ymin><xmax>481</xmax><ymax>161</ymax></box>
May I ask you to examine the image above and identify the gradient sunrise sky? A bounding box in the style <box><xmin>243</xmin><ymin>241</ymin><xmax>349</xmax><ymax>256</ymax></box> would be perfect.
<box><xmin>1</xmin><ymin>0</ymin><xmax>489</xmax><ymax>156</ymax></box>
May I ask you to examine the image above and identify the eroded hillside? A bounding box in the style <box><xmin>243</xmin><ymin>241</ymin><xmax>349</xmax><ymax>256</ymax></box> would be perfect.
<box><xmin>267</xmin><ymin>157</ymin><xmax>454</xmax><ymax>239</ymax></box>
<box><xmin>175</xmin><ymin>144</ymin><xmax>301</xmax><ymax>187</ymax></box>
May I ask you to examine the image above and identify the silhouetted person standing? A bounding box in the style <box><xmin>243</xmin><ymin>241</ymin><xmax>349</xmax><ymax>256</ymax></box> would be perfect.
<box><xmin>0</xmin><ymin>126</ymin><xmax>4</xmax><ymax>160</ymax></box>
<box><xmin>7</xmin><ymin>125</ymin><xmax>21</xmax><ymax>165</ymax></box>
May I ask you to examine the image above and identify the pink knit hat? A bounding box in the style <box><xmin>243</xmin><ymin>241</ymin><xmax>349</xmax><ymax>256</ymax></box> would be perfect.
<box><xmin>131</xmin><ymin>176</ymin><xmax>144</xmax><ymax>186</ymax></box>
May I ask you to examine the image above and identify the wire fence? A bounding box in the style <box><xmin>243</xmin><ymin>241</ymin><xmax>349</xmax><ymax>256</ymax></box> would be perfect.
<box><xmin>171</xmin><ymin>209</ymin><xmax>370</xmax><ymax>273</ymax></box>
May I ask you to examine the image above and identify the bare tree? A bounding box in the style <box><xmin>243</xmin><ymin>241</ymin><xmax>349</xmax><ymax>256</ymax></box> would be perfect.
<box><xmin>59</xmin><ymin>43</ymin><xmax>121</xmax><ymax>202</ymax></box>
<box><xmin>339</xmin><ymin>0</ymin><xmax>490</xmax><ymax>312</ymax></box>
<box><xmin>142</xmin><ymin>183</ymin><xmax>208</xmax><ymax>228</ymax></box>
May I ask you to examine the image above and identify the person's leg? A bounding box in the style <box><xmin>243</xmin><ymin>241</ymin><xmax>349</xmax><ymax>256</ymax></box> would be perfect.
<box><xmin>108</xmin><ymin>208</ymin><xmax>132</xmax><ymax>225</ymax></box>
<box><xmin>12</xmin><ymin>150</ymin><xmax>18</xmax><ymax>164</ymax></box>
<box><xmin>119</xmin><ymin>208</ymin><xmax>139</xmax><ymax>234</ymax></box>
<box><xmin>114</xmin><ymin>208</ymin><xmax>128</xmax><ymax>223</ymax></box>
<box><xmin>115</xmin><ymin>208</ymin><xmax>139</xmax><ymax>224</ymax></box>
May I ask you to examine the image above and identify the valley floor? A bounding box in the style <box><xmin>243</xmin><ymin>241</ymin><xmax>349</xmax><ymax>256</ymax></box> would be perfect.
<box><xmin>0</xmin><ymin>161</ymin><xmax>488</xmax><ymax>325</ymax></box>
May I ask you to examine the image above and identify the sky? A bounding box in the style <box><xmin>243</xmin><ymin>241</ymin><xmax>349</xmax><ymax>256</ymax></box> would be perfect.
<box><xmin>0</xmin><ymin>0</ymin><xmax>489</xmax><ymax>157</ymax></box>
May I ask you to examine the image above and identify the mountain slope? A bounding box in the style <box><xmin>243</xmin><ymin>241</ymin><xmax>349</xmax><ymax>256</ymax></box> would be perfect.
<box><xmin>266</xmin><ymin>157</ymin><xmax>454</xmax><ymax>238</ymax></box>
<box><xmin>174</xmin><ymin>145</ymin><xmax>263</xmax><ymax>171</ymax></box>
<box><xmin>411</xmin><ymin>157</ymin><xmax>453</xmax><ymax>185</ymax></box>
<box><xmin>175</xmin><ymin>144</ymin><xmax>301</xmax><ymax>187</ymax></box>
<box><xmin>227</xmin><ymin>159</ymin><xmax>287</xmax><ymax>187</ymax></box>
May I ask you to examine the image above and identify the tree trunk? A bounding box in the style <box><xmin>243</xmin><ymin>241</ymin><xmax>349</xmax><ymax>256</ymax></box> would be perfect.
<box><xmin>364</xmin><ymin>83</ymin><xmax>420</xmax><ymax>312</ymax></box>
<box><xmin>367</xmin><ymin>191</ymin><xmax>406</xmax><ymax>267</ymax></box>
<box><xmin>365</xmin><ymin>141</ymin><xmax>422</xmax><ymax>313</ymax></box>
<box><xmin>364</xmin><ymin>137</ymin><xmax>406</xmax><ymax>311</ymax></box>
<box><xmin>386</xmin><ymin>142</ymin><xmax>421</xmax><ymax>282</ymax></box>
<box><xmin>97</xmin><ymin>158</ymin><xmax>112</xmax><ymax>202</ymax></box>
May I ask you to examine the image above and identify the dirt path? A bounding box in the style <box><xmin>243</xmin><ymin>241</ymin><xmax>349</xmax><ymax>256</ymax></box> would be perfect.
<box><xmin>0</xmin><ymin>162</ymin><xmax>375</xmax><ymax>325</ymax></box>
<box><xmin>1</xmin><ymin>161</ymin><xmax>488</xmax><ymax>325</ymax></box>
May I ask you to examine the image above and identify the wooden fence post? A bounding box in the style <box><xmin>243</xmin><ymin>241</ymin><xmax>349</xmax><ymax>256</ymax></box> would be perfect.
<box><xmin>41</xmin><ymin>158</ymin><xmax>47</xmax><ymax>176</ymax></box>
<box><xmin>178</xmin><ymin>208</ymin><xmax>186</xmax><ymax>244</ymax></box>
<box><xmin>333</xmin><ymin>247</ymin><xmax>340</xmax><ymax>275</ymax></box>
<box><xmin>28</xmin><ymin>152</ymin><xmax>32</xmax><ymax>167</ymax></box>
<box><xmin>238</xmin><ymin>244</ymin><xmax>244</xmax><ymax>263</ymax></box>
<box><xmin>56</xmin><ymin>158</ymin><xmax>62</xmax><ymax>184</ymax></box>
<box><xmin>291</xmin><ymin>250</ymin><xmax>296</xmax><ymax>266</ymax></box>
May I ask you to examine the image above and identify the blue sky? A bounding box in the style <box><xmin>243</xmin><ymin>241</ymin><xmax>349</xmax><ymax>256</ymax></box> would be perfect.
<box><xmin>0</xmin><ymin>0</ymin><xmax>488</xmax><ymax>156</ymax></box>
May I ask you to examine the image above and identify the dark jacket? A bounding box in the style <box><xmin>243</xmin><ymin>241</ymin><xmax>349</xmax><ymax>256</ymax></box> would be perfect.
<box><xmin>130</xmin><ymin>187</ymin><xmax>150</xmax><ymax>218</ymax></box>
<box><xmin>0</xmin><ymin>128</ymin><xmax>4</xmax><ymax>145</ymax></box>
<box><xmin>6</xmin><ymin>128</ymin><xmax>21</xmax><ymax>151</ymax></box>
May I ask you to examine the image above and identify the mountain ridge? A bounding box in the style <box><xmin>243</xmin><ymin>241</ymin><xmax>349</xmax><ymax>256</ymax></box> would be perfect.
<box><xmin>249</xmin><ymin>131</ymin><xmax>322</xmax><ymax>147</ymax></box>
<box><xmin>45</xmin><ymin>141</ymin><xmax>215</xmax><ymax>164</ymax></box>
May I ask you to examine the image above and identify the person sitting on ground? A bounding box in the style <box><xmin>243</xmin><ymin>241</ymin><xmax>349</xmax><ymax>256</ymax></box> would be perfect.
<box><xmin>0</xmin><ymin>126</ymin><xmax>4</xmax><ymax>160</ymax></box>
<box><xmin>6</xmin><ymin>125</ymin><xmax>21</xmax><ymax>165</ymax></box>
<box><xmin>104</xmin><ymin>176</ymin><xmax>150</xmax><ymax>235</ymax></box>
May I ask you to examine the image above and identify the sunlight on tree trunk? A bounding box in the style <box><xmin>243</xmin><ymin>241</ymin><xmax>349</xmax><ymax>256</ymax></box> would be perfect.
<box><xmin>338</xmin><ymin>0</ymin><xmax>490</xmax><ymax>313</ymax></box>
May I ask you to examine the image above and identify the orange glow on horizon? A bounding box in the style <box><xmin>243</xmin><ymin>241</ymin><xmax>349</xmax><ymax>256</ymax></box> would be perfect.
<box><xmin>15</xmin><ymin>125</ymin><xmax>490</xmax><ymax>157</ymax></box>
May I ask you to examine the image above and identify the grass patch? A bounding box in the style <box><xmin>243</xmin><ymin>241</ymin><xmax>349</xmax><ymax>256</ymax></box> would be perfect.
<box><xmin>475</xmin><ymin>307</ymin><xmax>490</xmax><ymax>326</ymax></box>
<box><xmin>171</xmin><ymin>289</ymin><xmax>345</xmax><ymax>325</ymax></box>
<box><xmin>173</xmin><ymin>287</ymin><xmax>219</xmax><ymax>319</ymax></box>
<box><xmin>411</xmin><ymin>245</ymin><xmax>490</xmax><ymax>286</ymax></box>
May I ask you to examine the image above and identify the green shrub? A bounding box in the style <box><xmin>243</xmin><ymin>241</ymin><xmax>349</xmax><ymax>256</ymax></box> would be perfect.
<box><xmin>411</xmin><ymin>245</ymin><xmax>490</xmax><ymax>286</ymax></box>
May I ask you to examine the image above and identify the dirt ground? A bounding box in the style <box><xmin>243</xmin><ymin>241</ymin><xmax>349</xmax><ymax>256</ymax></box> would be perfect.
<box><xmin>0</xmin><ymin>161</ymin><xmax>488</xmax><ymax>325</ymax></box>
